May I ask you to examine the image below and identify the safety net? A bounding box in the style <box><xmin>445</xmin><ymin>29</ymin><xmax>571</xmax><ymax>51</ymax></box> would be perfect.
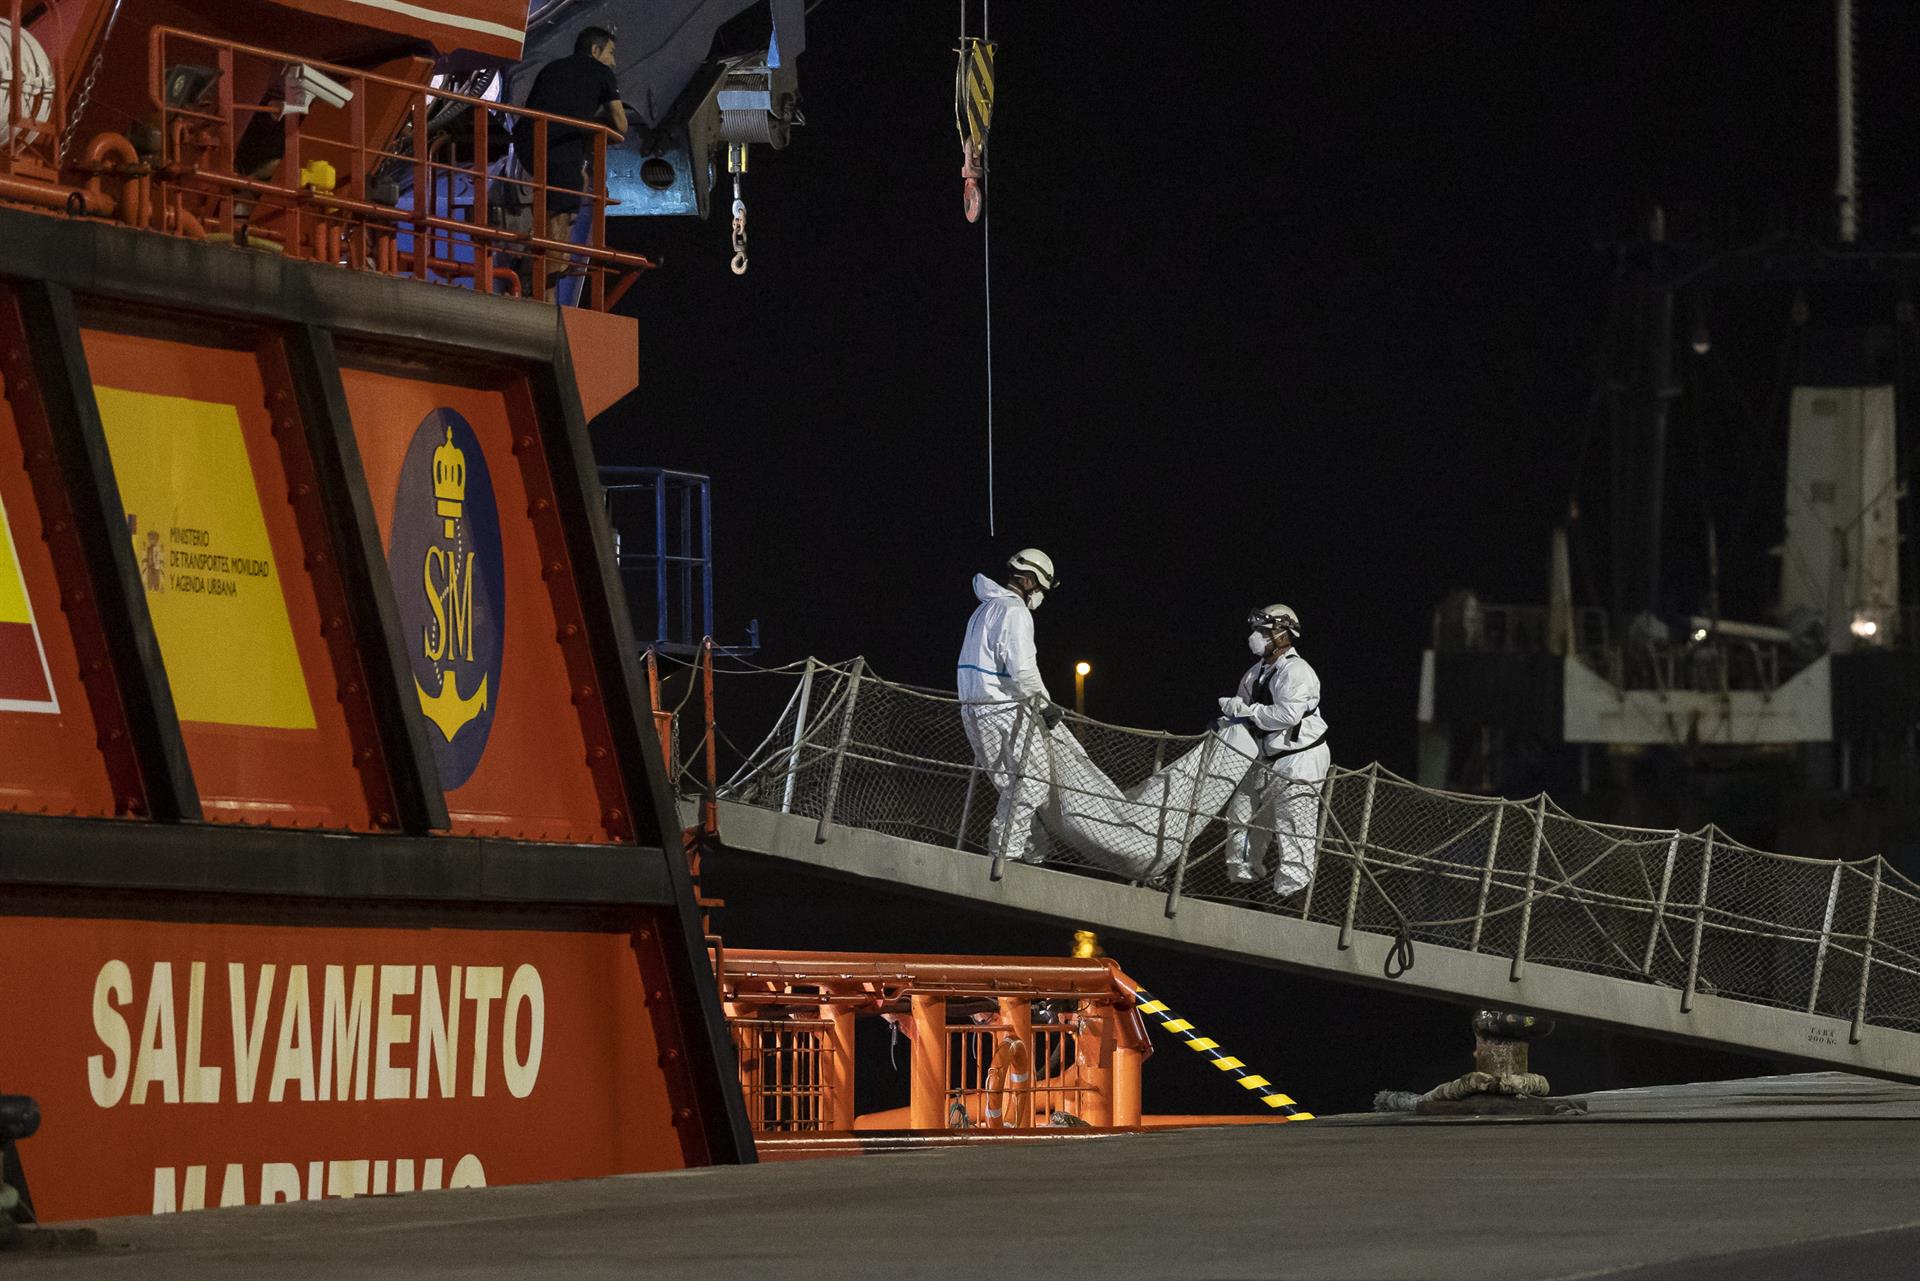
<box><xmin>685</xmin><ymin>656</ymin><xmax>1920</xmax><ymax>1042</ymax></box>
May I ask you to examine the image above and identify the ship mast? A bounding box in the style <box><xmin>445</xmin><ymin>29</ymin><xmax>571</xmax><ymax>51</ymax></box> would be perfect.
<box><xmin>1835</xmin><ymin>0</ymin><xmax>1859</xmax><ymax>245</ymax></box>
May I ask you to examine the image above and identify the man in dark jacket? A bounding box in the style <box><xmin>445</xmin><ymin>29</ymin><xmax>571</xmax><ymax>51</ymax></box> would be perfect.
<box><xmin>513</xmin><ymin>26</ymin><xmax>628</xmax><ymax>249</ymax></box>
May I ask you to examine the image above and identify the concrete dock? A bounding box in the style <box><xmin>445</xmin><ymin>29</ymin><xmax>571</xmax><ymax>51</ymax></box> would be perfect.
<box><xmin>18</xmin><ymin>1074</ymin><xmax>1920</xmax><ymax>1280</ymax></box>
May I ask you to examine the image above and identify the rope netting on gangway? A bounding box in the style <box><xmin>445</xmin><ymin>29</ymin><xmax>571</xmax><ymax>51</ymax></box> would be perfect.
<box><xmin>677</xmin><ymin>655</ymin><xmax>1920</xmax><ymax>1040</ymax></box>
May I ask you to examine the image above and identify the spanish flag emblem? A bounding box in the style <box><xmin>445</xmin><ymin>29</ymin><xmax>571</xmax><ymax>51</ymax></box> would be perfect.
<box><xmin>0</xmin><ymin>489</ymin><xmax>57</xmax><ymax>713</ymax></box>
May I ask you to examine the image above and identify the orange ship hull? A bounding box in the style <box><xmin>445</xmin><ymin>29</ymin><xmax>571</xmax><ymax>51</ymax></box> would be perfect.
<box><xmin>0</xmin><ymin>209</ymin><xmax>750</xmax><ymax>1221</ymax></box>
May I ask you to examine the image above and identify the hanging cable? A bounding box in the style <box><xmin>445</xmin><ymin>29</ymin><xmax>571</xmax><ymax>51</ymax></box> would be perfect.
<box><xmin>983</xmin><ymin>0</ymin><xmax>993</xmax><ymax>536</ymax></box>
<box><xmin>956</xmin><ymin>1</ymin><xmax>997</xmax><ymax>534</ymax></box>
<box><xmin>984</xmin><ymin>144</ymin><xmax>995</xmax><ymax>536</ymax></box>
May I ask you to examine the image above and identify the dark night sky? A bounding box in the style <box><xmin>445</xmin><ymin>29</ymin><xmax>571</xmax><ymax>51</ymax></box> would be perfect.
<box><xmin>601</xmin><ymin>3</ymin><xmax>1920</xmax><ymax>778</ymax></box>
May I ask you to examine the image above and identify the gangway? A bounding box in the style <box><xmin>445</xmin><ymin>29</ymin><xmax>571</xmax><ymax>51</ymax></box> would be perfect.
<box><xmin>694</xmin><ymin>657</ymin><xmax>1920</xmax><ymax>1083</ymax></box>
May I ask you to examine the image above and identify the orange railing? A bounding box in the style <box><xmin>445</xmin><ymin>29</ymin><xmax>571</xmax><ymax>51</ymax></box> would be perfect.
<box><xmin>647</xmin><ymin>642</ymin><xmax>725</xmax><ymax>947</ymax></box>
<box><xmin>719</xmin><ymin>950</ymin><xmax>1150</xmax><ymax>1134</ymax></box>
<box><xmin>946</xmin><ymin>1018</ymin><xmax>1093</xmax><ymax>1128</ymax></box>
<box><xmin>140</xmin><ymin>26</ymin><xmax>652</xmax><ymax>307</ymax></box>
<box><xmin>0</xmin><ymin>0</ymin><xmax>123</xmax><ymax>216</ymax></box>
<box><xmin>0</xmin><ymin>0</ymin><xmax>58</xmax><ymax>174</ymax></box>
<box><xmin>731</xmin><ymin>1016</ymin><xmax>835</xmax><ymax>1132</ymax></box>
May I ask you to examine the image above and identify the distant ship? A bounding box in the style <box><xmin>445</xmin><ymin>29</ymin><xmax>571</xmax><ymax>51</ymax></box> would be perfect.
<box><xmin>1416</xmin><ymin>24</ymin><xmax>1920</xmax><ymax>875</ymax></box>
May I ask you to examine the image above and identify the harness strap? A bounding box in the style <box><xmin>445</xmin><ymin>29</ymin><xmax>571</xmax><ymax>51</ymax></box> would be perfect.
<box><xmin>1246</xmin><ymin>662</ymin><xmax>1322</xmax><ymax>747</ymax></box>
<box><xmin>1266</xmin><ymin>733</ymin><xmax>1327</xmax><ymax>760</ymax></box>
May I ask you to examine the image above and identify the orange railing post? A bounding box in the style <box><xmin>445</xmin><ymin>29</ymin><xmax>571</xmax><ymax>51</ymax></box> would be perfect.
<box><xmin>530</xmin><ymin>114</ymin><xmax>547</xmax><ymax>299</ymax></box>
<box><xmin>908</xmin><ymin>994</ymin><xmax>947</xmax><ymax>1130</ymax></box>
<box><xmin>471</xmin><ymin>90</ymin><xmax>491</xmax><ymax>293</ymax></box>
<box><xmin>1077</xmin><ymin>998</ymin><xmax>1115</xmax><ymax>1126</ymax></box>
<box><xmin>1113</xmin><ymin>1038</ymin><xmax>1144</xmax><ymax>1127</ymax></box>
<box><xmin>643</xmin><ymin>648</ymin><xmax>672</xmax><ymax>767</ymax></box>
<box><xmin>589</xmin><ymin>128</ymin><xmax>607</xmax><ymax>309</ymax></box>
<box><xmin>281</xmin><ymin>68</ymin><xmax>302</xmax><ymax>259</ymax></box>
<box><xmin>996</xmin><ymin>995</ymin><xmax>1033</xmax><ymax>1127</ymax></box>
<box><xmin>410</xmin><ymin>94</ymin><xmax>430</xmax><ymax>278</ymax></box>
<box><xmin>820</xmin><ymin>1002</ymin><xmax>855</xmax><ymax>1131</ymax></box>
<box><xmin>215</xmin><ymin>44</ymin><xmax>235</xmax><ymax>175</ymax></box>
<box><xmin>730</xmin><ymin>1022</ymin><xmax>758</xmax><ymax>1124</ymax></box>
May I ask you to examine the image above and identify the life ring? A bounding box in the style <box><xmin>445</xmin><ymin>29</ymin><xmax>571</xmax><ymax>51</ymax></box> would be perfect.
<box><xmin>982</xmin><ymin>1033</ymin><xmax>1032</xmax><ymax>1129</ymax></box>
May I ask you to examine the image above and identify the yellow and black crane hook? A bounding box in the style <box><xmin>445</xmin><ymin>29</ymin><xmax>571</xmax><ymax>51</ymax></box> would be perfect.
<box><xmin>954</xmin><ymin>15</ymin><xmax>995</xmax><ymax>222</ymax></box>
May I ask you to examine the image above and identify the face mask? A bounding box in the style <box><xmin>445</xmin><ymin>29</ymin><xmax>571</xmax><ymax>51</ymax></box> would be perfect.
<box><xmin>1248</xmin><ymin>630</ymin><xmax>1269</xmax><ymax>657</ymax></box>
<box><xmin>1026</xmin><ymin>589</ymin><xmax>1045</xmax><ymax>611</ymax></box>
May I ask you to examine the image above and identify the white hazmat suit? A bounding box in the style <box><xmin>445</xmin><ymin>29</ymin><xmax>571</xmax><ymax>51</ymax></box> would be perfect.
<box><xmin>958</xmin><ymin>572</ymin><xmax>1275</xmax><ymax>880</ymax></box>
<box><xmin>957</xmin><ymin>574</ymin><xmax>1053</xmax><ymax>862</ymax></box>
<box><xmin>1223</xmin><ymin>647</ymin><xmax>1329</xmax><ymax>895</ymax></box>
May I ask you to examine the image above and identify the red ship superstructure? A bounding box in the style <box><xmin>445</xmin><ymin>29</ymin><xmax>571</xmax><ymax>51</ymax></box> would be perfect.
<box><xmin>0</xmin><ymin>0</ymin><xmax>752</xmax><ymax>1221</ymax></box>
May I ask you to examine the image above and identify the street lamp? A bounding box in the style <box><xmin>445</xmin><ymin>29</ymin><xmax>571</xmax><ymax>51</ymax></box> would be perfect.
<box><xmin>1074</xmin><ymin>661</ymin><xmax>1091</xmax><ymax>716</ymax></box>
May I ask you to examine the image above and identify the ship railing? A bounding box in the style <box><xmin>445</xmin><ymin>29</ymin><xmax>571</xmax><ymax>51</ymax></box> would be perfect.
<box><xmin>1432</xmin><ymin>600</ymin><xmax>1820</xmax><ymax>695</ymax></box>
<box><xmin>0</xmin><ymin>0</ymin><xmax>65</xmax><ymax>175</ymax></box>
<box><xmin>1430</xmin><ymin>601</ymin><xmax>1610</xmax><ymax>656</ymax></box>
<box><xmin>719</xmin><ymin>949</ymin><xmax>1147</xmax><ymax>1134</ymax></box>
<box><xmin>704</xmin><ymin>656</ymin><xmax>1920</xmax><ymax>1051</ymax></box>
<box><xmin>0</xmin><ymin>0</ymin><xmax>144</xmax><ymax>221</ymax></box>
<box><xmin>945</xmin><ymin>1020</ymin><xmax>1094</xmax><ymax>1129</ymax></box>
<box><xmin>645</xmin><ymin>644</ymin><xmax>724</xmax><ymax>944</ymax></box>
<box><xmin>730</xmin><ymin>1015</ymin><xmax>835</xmax><ymax>1132</ymax></box>
<box><xmin>1590</xmin><ymin>633</ymin><xmax>1792</xmax><ymax>696</ymax></box>
<box><xmin>143</xmin><ymin>26</ymin><xmax>653</xmax><ymax>308</ymax></box>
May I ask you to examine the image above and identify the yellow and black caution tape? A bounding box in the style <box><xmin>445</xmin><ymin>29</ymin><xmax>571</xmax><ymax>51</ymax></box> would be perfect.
<box><xmin>1131</xmin><ymin>987</ymin><xmax>1313</xmax><ymax>1120</ymax></box>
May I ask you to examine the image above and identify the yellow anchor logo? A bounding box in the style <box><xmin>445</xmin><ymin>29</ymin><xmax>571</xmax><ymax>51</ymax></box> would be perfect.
<box><xmin>418</xmin><ymin>668</ymin><xmax>489</xmax><ymax>741</ymax></box>
<box><xmin>416</xmin><ymin>426</ymin><xmax>489</xmax><ymax>741</ymax></box>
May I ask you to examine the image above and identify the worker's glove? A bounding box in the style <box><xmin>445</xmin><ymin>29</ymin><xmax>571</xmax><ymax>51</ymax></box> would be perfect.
<box><xmin>1041</xmin><ymin>702</ymin><xmax>1065</xmax><ymax>731</ymax></box>
<box><xmin>1218</xmin><ymin>696</ymin><xmax>1253</xmax><ymax>719</ymax></box>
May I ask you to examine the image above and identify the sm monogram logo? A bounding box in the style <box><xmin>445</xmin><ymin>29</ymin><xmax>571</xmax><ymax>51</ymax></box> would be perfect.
<box><xmin>388</xmin><ymin>409</ymin><xmax>505</xmax><ymax>789</ymax></box>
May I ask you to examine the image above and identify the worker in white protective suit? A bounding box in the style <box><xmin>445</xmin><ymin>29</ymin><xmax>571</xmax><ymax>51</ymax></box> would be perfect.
<box><xmin>957</xmin><ymin>548</ymin><xmax>1063</xmax><ymax>865</ymax></box>
<box><xmin>1219</xmin><ymin>604</ymin><xmax>1329</xmax><ymax>896</ymax></box>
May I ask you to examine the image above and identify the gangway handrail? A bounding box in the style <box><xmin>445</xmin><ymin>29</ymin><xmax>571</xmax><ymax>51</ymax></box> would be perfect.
<box><xmin>692</xmin><ymin>656</ymin><xmax>1920</xmax><ymax>1076</ymax></box>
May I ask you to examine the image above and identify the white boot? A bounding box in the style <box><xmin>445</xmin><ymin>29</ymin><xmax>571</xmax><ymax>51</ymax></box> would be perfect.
<box><xmin>1226</xmin><ymin>834</ymin><xmax>1266</xmax><ymax>884</ymax></box>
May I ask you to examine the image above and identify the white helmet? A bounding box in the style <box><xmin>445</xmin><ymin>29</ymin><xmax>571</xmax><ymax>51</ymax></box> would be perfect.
<box><xmin>1007</xmin><ymin>548</ymin><xmax>1057</xmax><ymax>591</ymax></box>
<box><xmin>1249</xmin><ymin>603</ymin><xmax>1301</xmax><ymax>638</ymax></box>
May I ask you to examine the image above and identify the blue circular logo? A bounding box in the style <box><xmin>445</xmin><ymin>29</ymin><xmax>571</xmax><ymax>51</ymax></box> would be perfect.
<box><xmin>388</xmin><ymin>409</ymin><xmax>506</xmax><ymax>790</ymax></box>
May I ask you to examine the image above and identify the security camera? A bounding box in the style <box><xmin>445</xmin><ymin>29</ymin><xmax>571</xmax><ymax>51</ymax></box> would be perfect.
<box><xmin>283</xmin><ymin>63</ymin><xmax>354</xmax><ymax>115</ymax></box>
